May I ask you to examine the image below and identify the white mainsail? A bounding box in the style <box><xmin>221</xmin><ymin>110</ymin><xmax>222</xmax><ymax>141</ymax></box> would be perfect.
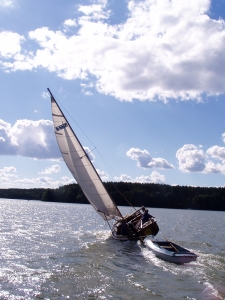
<box><xmin>48</xmin><ymin>89</ymin><xmax>122</xmax><ymax>221</ymax></box>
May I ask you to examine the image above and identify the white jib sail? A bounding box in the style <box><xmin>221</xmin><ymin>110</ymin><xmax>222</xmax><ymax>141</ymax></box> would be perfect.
<box><xmin>49</xmin><ymin>90</ymin><xmax>122</xmax><ymax>221</ymax></box>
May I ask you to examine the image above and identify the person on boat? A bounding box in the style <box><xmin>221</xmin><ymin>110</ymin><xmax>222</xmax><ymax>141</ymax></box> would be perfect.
<box><xmin>141</xmin><ymin>209</ymin><xmax>153</xmax><ymax>224</ymax></box>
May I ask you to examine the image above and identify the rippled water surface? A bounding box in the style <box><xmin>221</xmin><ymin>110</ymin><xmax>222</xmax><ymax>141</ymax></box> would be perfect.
<box><xmin>0</xmin><ymin>199</ymin><xmax>224</xmax><ymax>299</ymax></box>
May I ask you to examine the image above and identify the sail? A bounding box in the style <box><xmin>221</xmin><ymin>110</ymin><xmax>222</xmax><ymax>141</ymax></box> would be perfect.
<box><xmin>49</xmin><ymin>89</ymin><xmax>122</xmax><ymax>221</ymax></box>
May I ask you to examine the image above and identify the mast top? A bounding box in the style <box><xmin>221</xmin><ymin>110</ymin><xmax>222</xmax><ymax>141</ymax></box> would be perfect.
<box><xmin>47</xmin><ymin>88</ymin><xmax>54</xmax><ymax>98</ymax></box>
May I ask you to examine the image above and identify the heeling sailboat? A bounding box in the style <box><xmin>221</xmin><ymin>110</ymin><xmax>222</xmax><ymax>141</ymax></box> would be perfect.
<box><xmin>48</xmin><ymin>88</ymin><xmax>159</xmax><ymax>241</ymax></box>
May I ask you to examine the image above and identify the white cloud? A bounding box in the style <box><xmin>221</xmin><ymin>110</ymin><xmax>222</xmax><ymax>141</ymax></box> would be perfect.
<box><xmin>0</xmin><ymin>172</ymin><xmax>17</xmax><ymax>179</ymax></box>
<box><xmin>207</xmin><ymin>146</ymin><xmax>225</xmax><ymax>160</ymax></box>
<box><xmin>39</xmin><ymin>164</ymin><xmax>61</xmax><ymax>174</ymax></box>
<box><xmin>1</xmin><ymin>176</ymin><xmax>11</xmax><ymax>181</ymax></box>
<box><xmin>61</xmin><ymin>176</ymin><xmax>75</xmax><ymax>184</ymax></box>
<box><xmin>14</xmin><ymin>176</ymin><xmax>75</xmax><ymax>187</ymax></box>
<box><xmin>1</xmin><ymin>0</ymin><xmax>225</xmax><ymax>102</ymax></box>
<box><xmin>0</xmin><ymin>119</ymin><xmax>98</xmax><ymax>164</ymax></box>
<box><xmin>0</xmin><ymin>0</ymin><xmax>13</xmax><ymax>7</ymax></box>
<box><xmin>114</xmin><ymin>174</ymin><xmax>133</xmax><ymax>182</ymax></box>
<box><xmin>114</xmin><ymin>171</ymin><xmax>165</xmax><ymax>184</ymax></box>
<box><xmin>176</xmin><ymin>144</ymin><xmax>225</xmax><ymax>174</ymax></box>
<box><xmin>97</xmin><ymin>169</ymin><xmax>108</xmax><ymax>181</ymax></box>
<box><xmin>0</xmin><ymin>118</ymin><xmax>60</xmax><ymax>159</ymax></box>
<box><xmin>84</xmin><ymin>146</ymin><xmax>95</xmax><ymax>161</ymax></box>
<box><xmin>41</xmin><ymin>91</ymin><xmax>49</xmax><ymax>99</ymax></box>
<box><xmin>0</xmin><ymin>119</ymin><xmax>19</xmax><ymax>154</ymax></box>
<box><xmin>78</xmin><ymin>4</ymin><xmax>102</xmax><ymax>16</ymax></box>
<box><xmin>0</xmin><ymin>161</ymin><xmax>73</xmax><ymax>189</ymax></box>
<box><xmin>0</xmin><ymin>166</ymin><xmax>16</xmax><ymax>172</ymax></box>
<box><xmin>0</xmin><ymin>31</ymin><xmax>24</xmax><ymax>58</ymax></box>
<box><xmin>126</xmin><ymin>147</ymin><xmax>174</xmax><ymax>169</ymax></box>
<box><xmin>84</xmin><ymin>91</ymin><xmax>93</xmax><ymax>96</ymax></box>
<box><xmin>204</xmin><ymin>160</ymin><xmax>225</xmax><ymax>174</ymax></box>
<box><xmin>81</xmin><ymin>82</ymin><xmax>94</xmax><ymax>96</ymax></box>
<box><xmin>0</xmin><ymin>166</ymin><xmax>18</xmax><ymax>182</ymax></box>
<box><xmin>135</xmin><ymin>171</ymin><xmax>165</xmax><ymax>184</ymax></box>
<box><xmin>176</xmin><ymin>144</ymin><xmax>206</xmax><ymax>172</ymax></box>
<box><xmin>64</xmin><ymin>19</ymin><xmax>77</xmax><ymax>27</ymax></box>
<box><xmin>78</xmin><ymin>1</ymin><xmax>109</xmax><ymax>20</ymax></box>
<box><xmin>14</xmin><ymin>176</ymin><xmax>60</xmax><ymax>187</ymax></box>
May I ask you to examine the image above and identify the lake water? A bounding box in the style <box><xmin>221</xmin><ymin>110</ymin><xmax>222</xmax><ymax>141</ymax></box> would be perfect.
<box><xmin>0</xmin><ymin>199</ymin><xmax>224</xmax><ymax>300</ymax></box>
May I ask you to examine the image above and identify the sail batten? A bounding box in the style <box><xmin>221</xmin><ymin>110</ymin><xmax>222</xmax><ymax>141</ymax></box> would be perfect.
<box><xmin>49</xmin><ymin>89</ymin><xmax>122</xmax><ymax>220</ymax></box>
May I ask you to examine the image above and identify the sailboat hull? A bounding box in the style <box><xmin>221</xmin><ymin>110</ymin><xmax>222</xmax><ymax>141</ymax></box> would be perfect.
<box><xmin>111</xmin><ymin>221</ymin><xmax>159</xmax><ymax>241</ymax></box>
<box><xmin>111</xmin><ymin>209</ymin><xmax>159</xmax><ymax>241</ymax></box>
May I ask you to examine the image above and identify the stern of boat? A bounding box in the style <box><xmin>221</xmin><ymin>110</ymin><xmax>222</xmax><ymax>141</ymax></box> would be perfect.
<box><xmin>138</xmin><ymin>218</ymin><xmax>159</xmax><ymax>237</ymax></box>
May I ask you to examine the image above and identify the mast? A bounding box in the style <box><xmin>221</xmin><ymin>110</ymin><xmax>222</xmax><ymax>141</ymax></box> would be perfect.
<box><xmin>48</xmin><ymin>88</ymin><xmax>123</xmax><ymax>220</ymax></box>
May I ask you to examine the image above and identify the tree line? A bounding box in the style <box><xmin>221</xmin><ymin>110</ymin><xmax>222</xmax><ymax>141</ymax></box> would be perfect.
<box><xmin>0</xmin><ymin>182</ymin><xmax>225</xmax><ymax>211</ymax></box>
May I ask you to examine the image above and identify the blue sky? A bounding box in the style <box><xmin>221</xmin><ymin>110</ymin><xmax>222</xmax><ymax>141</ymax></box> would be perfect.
<box><xmin>0</xmin><ymin>0</ymin><xmax>225</xmax><ymax>189</ymax></box>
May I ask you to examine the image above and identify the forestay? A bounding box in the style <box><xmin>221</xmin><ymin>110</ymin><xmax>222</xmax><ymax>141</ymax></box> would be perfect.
<box><xmin>49</xmin><ymin>89</ymin><xmax>122</xmax><ymax>221</ymax></box>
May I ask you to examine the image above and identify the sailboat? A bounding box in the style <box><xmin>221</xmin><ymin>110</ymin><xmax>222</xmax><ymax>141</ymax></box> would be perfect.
<box><xmin>48</xmin><ymin>88</ymin><xmax>159</xmax><ymax>241</ymax></box>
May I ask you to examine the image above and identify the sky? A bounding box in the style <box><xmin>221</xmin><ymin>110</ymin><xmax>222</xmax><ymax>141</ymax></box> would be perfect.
<box><xmin>0</xmin><ymin>0</ymin><xmax>225</xmax><ymax>189</ymax></box>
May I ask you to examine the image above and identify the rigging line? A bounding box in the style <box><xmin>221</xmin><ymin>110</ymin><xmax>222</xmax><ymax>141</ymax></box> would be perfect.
<box><xmin>95</xmin><ymin>148</ymin><xmax>136</xmax><ymax>211</ymax></box>
<box><xmin>80</xmin><ymin>147</ymin><xmax>96</xmax><ymax>159</ymax></box>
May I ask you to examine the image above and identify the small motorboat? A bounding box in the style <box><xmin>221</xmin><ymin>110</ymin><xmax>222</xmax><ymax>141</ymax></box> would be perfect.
<box><xmin>145</xmin><ymin>238</ymin><xmax>198</xmax><ymax>264</ymax></box>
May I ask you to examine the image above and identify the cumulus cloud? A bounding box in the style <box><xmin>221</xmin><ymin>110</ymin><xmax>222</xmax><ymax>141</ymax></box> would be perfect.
<box><xmin>1</xmin><ymin>0</ymin><xmax>225</xmax><ymax>102</ymax></box>
<box><xmin>0</xmin><ymin>166</ymin><xmax>16</xmax><ymax>172</ymax></box>
<box><xmin>176</xmin><ymin>144</ymin><xmax>225</xmax><ymax>173</ymax></box>
<box><xmin>127</xmin><ymin>147</ymin><xmax>174</xmax><ymax>169</ymax></box>
<box><xmin>176</xmin><ymin>144</ymin><xmax>206</xmax><ymax>172</ymax></box>
<box><xmin>64</xmin><ymin>19</ymin><xmax>77</xmax><ymax>27</ymax></box>
<box><xmin>0</xmin><ymin>119</ymin><xmax>98</xmax><ymax>163</ymax></box>
<box><xmin>115</xmin><ymin>171</ymin><xmax>165</xmax><ymax>184</ymax></box>
<box><xmin>114</xmin><ymin>174</ymin><xmax>133</xmax><ymax>182</ymax></box>
<box><xmin>0</xmin><ymin>118</ymin><xmax>60</xmax><ymax>159</ymax></box>
<box><xmin>207</xmin><ymin>146</ymin><xmax>225</xmax><ymax>160</ymax></box>
<box><xmin>15</xmin><ymin>176</ymin><xmax>52</xmax><ymax>185</ymax></box>
<box><xmin>135</xmin><ymin>171</ymin><xmax>165</xmax><ymax>184</ymax></box>
<box><xmin>13</xmin><ymin>176</ymin><xmax>75</xmax><ymax>188</ymax></box>
<box><xmin>0</xmin><ymin>31</ymin><xmax>24</xmax><ymax>58</ymax></box>
<box><xmin>61</xmin><ymin>176</ymin><xmax>75</xmax><ymax>184</ymax></box>
<box><xmin>97</xmin><ymin>169</ymin><xmax>109</xmax><ymax>181</ymax></box>
<box><xmin>78</xmin><ymin>0</ymin><xmax>109</xmax><ymax>20</ymax></box>
<box><xmin>204</xmin><ymin>161</ymin><xmax>225</xmax><ymax>174</ymax></box>
<box><xmin>39</xmin><ymin>164</ymin><xmax>61</xmax><ymax>174</ymax></box>
<box><xmin>0</xmin><ymin>165</ymin><xmax>75</xmax><ymax>189</ymax></box>
<box><xmin>0</xmin><ymin>166</ymin><xmax>17</xmax><ymax>181</ymax></box>
<box><xmin>0</xmin><ymin>119</ymin><xmax>19</xmax><ymax>154</ymax></box>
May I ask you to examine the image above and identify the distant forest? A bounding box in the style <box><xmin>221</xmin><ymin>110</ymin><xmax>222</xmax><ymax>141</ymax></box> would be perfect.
<box><xmin>0</xmin><ymin>182</ymin><xmax>225</xmax><ymax>211</ymax></box>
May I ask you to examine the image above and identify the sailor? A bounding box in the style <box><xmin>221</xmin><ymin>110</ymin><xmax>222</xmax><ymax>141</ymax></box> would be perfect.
<box><xmin>142</xmin><ymin>209</ymin><xmax>153</xmax><ymax>224</ymax></box>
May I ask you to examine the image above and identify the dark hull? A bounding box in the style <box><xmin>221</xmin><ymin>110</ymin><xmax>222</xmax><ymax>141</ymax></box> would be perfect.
<box><xmin>112</xmin><ymin>208</ymin><xmax>159</xmax><ymax>241</ymax></box>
